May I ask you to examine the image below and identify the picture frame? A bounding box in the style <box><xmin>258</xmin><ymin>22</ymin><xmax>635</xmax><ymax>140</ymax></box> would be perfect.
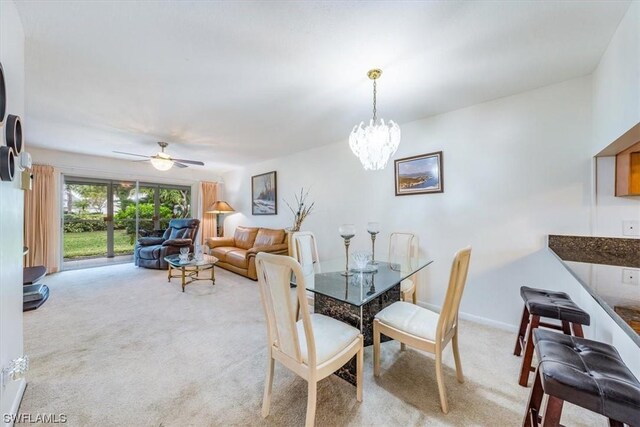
<box><xmin>252</xmin><ymin>171</ymin><xmax>277</xmax><ymax>215</ymax></box>
<box><xmin>394</xmin><ymin>151</ymin><xmax>444</xmax><ymax>196</ymax></box>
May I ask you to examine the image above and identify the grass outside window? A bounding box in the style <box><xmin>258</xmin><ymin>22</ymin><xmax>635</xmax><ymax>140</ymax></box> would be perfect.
<box><xmin>64</xmin><ymin>230</ymin><xmax>134</xmax><ymax>259</ymax></box>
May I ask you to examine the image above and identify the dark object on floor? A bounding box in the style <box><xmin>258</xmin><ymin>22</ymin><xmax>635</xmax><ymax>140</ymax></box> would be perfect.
<box><xmin>23</xmin><ymin>284</ymin><xmax>49</xmax><ymax>312</ymax></box>
<box><xmin>23</xmin><ymin>265</ymin><xmax>46</xmax><ymax>285</ymax></box>
<box><xmin>514</xmin><ymin>286</ymin><xmax>590</xmax><ymax>387</ymax></box>
<box><xmin>134</xmin><ymin>218</ymin><xmax>200</xmax><ymax>269</ymax></box>
<box><xmin>523</xmin><ymin>329</ymin><xmax>640</xmax><ymax>427</ymax></box>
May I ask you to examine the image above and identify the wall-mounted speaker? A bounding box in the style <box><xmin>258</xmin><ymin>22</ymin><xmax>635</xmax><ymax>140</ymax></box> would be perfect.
<box><xmin>0</xmin><ymin>62</ymin><xmax>6</xmax><ymax>126</ymax></box>
<box><xmin>6</xmin><ymin>114</ymin><xmax>22</xmax><ymax>155</ymax></box>
<box><xmin>0</xmin><ymin>146</ymin><xmax>15</xmax><ymax>181</ymax></box>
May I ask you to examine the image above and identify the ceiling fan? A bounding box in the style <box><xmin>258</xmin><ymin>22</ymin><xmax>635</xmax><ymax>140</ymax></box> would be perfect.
<box><xmin>113</xmin><ymin>142</ymin><xmax>204</xmax><ymax>171</ymax></box>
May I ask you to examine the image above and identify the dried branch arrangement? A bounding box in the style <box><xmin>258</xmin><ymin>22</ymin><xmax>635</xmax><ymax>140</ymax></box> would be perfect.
<box><xmin>285</xmin><ymin>187</ymin><xmax>315</xmax><ymax>232</ymax></box>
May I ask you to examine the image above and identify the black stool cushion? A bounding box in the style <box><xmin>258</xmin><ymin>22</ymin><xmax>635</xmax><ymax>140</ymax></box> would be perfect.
<box><xmin>534</xmin><ymin>329</ymin><xmax>640</xmax><ymax>425</ymax></box>
<box><xmin>520</xmin><ymin>286</ymin><xmax>590</xmax><ymax>325</ymax></box>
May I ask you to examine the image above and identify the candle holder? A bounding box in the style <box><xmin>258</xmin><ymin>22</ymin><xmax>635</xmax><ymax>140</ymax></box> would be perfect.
<box><xmin>367</xmin><ymin>222</ymin><xmax>380</xmax><ymax>264</ymax></box>
<box><xmin>338</xmin><ymin>224</ymin><xmax>356</xmax><ymax>276</ymax></box>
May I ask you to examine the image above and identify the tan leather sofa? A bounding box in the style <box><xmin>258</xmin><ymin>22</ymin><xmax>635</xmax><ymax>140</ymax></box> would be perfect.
<box><xmin>205</xmin><ymin>226</ymin><xmax>288</xmax><ymax>280</ymax></box>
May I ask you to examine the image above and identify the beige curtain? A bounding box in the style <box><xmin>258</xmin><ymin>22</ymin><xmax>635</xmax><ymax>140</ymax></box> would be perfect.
<box><xmin>199</xmin><ymin>181</ymin><xmax>218</xmax><ymax>244</ymax></box>
<box><xmin>24</xmin><ymin>164</ymin><xmax>60</xmax><ymax>273</ymax></box>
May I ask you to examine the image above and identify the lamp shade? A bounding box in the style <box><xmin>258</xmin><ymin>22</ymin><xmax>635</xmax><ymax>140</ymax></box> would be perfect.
<box><xmin>206</xmin><ymin>201</ymin><xmax>235</xmax><ymax>214</ymax></box>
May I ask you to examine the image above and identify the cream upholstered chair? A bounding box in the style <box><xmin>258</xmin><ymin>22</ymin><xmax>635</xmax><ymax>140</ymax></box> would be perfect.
<box><xmin>256</xmin><ymin>252</ymin><xmax>364</xmax><ymax>427</ymax></box>
<box><xmin>373</xmin><ymin>246</ymin><xmax>472</xmax><ymax>414</ymax></box>
<box><xmin>290</xmin><ymin>231</ymin><xmax>320</xmax><ymax>319</ymax></box>
<box><xmin>389</xmin><ymin>232</ymin><xmax>419</xmax><ymax>304</ymax></box>
<box><xmin>290</xmin><ymin>231</ymin><xmax>321</xmax><ymax>285</ymax></box>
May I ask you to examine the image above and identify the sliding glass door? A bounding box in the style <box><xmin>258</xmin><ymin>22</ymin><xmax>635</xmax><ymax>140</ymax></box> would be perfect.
<box><xmin>63</xmin><ymin>180</ymin><xmax>109</xmax><ymax>260</ymax></box>
<box><xmin>62</xmin><ymin>177</ymin><xmax>191</xmax><ymax>269</ymax></box>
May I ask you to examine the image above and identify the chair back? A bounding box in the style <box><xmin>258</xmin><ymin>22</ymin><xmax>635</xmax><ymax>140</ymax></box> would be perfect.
<box><xmin>388</xmin><ymin>232</ymin><xmax>419</xmax><ymax>272</ymax></box>
<box><xmin>163</xmin><ymin>218</ymin><xmax>200</xmax><ymax>241</ymax></box>
<box><xmin>256</xmin><ymin>252</ymin><xmax>318</xmax><ymax>367</ymax></box>
<box><xmin>436</xmin><ymin>246</ymin><xmax>472</xmax><ymax>343</ymax></box>
<box><xmin>290</xmin><ymin>231</ymin><xmax>320</xmax><ymax>286</ymax></box>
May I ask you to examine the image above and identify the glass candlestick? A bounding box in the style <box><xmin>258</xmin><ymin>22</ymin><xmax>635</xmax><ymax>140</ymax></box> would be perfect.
<box><xmin>367</xmin><ymin>222</ymin><xmax>380</xmax><ymax>264</ymax></box>
<box><xmin>338</xmin><ymin>224</ymin><xmax>356</xmax><ymax>276</ymax></box>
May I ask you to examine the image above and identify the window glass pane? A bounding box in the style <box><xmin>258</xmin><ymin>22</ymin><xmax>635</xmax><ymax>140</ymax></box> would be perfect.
<box><xmin>62</xmin><ymin>181</ymin><xmax>108</xmax><ymax>260</ymax></box>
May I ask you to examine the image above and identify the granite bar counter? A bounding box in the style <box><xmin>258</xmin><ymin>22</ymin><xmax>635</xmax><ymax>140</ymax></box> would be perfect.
<box><xmin>548</xmin><ymin>235</ymin><xmax>640</xmax><ymax>346</ymax></box>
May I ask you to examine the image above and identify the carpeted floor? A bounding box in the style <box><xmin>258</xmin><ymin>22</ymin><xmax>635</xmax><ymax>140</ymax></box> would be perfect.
<box><xmin>20</xmin><ymin>263</ymin><xmax>604</xmax><ymax>426</ymax></box>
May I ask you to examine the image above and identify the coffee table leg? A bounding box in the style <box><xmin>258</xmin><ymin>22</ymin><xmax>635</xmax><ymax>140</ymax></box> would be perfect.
<box><xmin>211</xmin><ymin>265</ymin><xmax>215</xmax><ymax>285</ymax></box>
<box><xmin>167</xmin><ymin>265</ymin><xmax>172</xmax><ymax>282</ymax></box>
<box><xmin>181</xmin><ymin>267</ymin><xmax>186</xmax><ymax>292</ymax></box>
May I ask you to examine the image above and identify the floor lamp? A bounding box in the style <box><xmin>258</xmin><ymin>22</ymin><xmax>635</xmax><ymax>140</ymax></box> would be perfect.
<box><xmin>206</xmin><ymin>201</ymin><xmax>235</xmax><ymax>237</ymax></box>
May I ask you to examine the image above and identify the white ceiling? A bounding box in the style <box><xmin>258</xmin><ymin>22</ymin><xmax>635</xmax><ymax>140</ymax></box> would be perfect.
<box><xmin>15</xmin><ymin>1</ymin><xmax>630</xmax><ymax>173</ymax></box>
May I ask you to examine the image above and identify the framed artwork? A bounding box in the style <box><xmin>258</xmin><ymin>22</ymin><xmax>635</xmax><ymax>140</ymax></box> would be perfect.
<box><xmin>252</xmin><ymin>171</ymin><xmax>277</xmax><ymax>215</ymax></box>
<box><xmin>394</xmin><ymin>151</ymin><xmax>443</xmax><ymax>196</ymax></box>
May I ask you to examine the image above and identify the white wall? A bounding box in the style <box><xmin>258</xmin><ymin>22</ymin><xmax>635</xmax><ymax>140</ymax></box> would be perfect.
<box><xmin>591</xmin><ymin>1</ymin><xmax>640</xmax><ymax>155</ymax></box>
<box><xmin>224</xmin><ymin>77</ymin><xmax>593</xmax><ymax>330</ymax></box>
<box><xmin>594</xmin><ymin>156</ymin><xmax>640</xmax><ymax>239</ymax></box>
<box><xmin>0</xmin><ymin>0</ymin><xmax>27</xmax><ymax>421</ymax></box>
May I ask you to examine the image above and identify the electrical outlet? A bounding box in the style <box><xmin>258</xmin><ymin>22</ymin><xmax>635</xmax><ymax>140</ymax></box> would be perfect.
<box><xmin>622</xmin><ymin>220</ymin><xmax>640</xmax><ymax>236</ymax></box>
<box><xmin>622</xmin><ymin>269</ymin><xmax>639</xmax><ymax>285</ymax></box>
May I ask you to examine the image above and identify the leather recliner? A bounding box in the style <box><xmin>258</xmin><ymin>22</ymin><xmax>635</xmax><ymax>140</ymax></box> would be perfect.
<box><xmin>134</xmin><ymin>218</ymin><xmax>200</xmax><ymax>269</ymax></box>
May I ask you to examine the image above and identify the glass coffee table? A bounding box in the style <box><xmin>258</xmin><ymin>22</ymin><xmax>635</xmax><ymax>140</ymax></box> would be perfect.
<box><xmin>164</xmin><ymin>254</ymin><xmax>218</xmax><ymax>292</ymax></box>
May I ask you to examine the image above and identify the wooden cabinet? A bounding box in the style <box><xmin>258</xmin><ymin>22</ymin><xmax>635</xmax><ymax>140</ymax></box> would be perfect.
<box><xmin>616</xmin><ymin>141</ymin><xmax>640</xmax><ymax>197</ymax></box>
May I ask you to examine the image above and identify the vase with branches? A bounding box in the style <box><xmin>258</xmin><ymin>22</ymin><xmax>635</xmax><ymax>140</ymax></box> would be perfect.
<box><xmin>285</xmin><ymin>187</ymin><xmax>315</xmax><ymax>232</ymax></box>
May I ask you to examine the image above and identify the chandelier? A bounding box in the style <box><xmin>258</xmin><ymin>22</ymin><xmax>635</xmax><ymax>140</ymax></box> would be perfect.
<box><xmin>349</xmin><ymin>69</ymin><xmax>401</xmax><ymax>171</ymax></box>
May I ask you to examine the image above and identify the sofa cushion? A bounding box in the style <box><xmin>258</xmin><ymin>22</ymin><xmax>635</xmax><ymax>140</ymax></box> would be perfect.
<box><xmin>226</xmin><ymin>249</ymin><xmax>248</xmax><ymax>268</ymax></box>
<box><xmin>234</xmin><ymin>226</ymin><xmax>258</xmax><ymax>250</ymax></box>
<box><xmin>254</xmin><ymin>228</ymin><xmax>285</xmax><ymax>247</ymax></box>
<box><xmin>210</xmin><ymin>246</ymin><xmax>237</xmax><ymax>263</ymax></box>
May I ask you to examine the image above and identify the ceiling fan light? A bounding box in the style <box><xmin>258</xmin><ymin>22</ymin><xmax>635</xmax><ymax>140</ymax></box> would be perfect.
<box><xmin>150</xmin><ymin>156</ymin><xmax>174</xmax><ymax>171</ymax></box>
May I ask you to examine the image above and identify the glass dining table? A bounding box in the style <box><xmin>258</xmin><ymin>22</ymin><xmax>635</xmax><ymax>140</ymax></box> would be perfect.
<box><xmin>292</xmin><ymin>255</ymin><xmax>434</xmax><ymax>385</ymax></box>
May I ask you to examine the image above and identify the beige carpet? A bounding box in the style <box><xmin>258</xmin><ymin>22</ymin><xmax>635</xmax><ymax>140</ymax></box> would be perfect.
<box><xmin>20</xmin><ymin>263</ymin><xmax>604</xmax><ymax>426</ymax></box>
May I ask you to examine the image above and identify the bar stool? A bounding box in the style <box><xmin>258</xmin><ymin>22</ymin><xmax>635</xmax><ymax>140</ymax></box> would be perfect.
<box><xmin>514</xmin><ymin>286</ymin><xmax>590</xmax><ymax>386</ymax></box>
<box><xmin>523</xmin><ymin>329</ymin><xmax>640</xmax><ymax>427</ymax></box>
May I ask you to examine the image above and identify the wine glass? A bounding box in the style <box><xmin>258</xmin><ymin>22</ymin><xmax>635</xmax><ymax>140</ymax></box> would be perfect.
<box><xmin>338</xmin><ymin>224</ymin><xmax>356</xmax><ymax>276</ymax></box>
<box><xmin>367</xmin><ymin>222</ymin><xmax>380</xmax><ymax>264</ymax></box>
<box><xmin>179</xmin><ymin>247</ymin><xmax>190</xmax><ymax>262</ymax></box>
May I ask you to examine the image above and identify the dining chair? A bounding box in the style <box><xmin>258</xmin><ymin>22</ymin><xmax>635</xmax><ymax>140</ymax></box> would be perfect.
<box><xmin>290</xmin><ymin>231</ymin><xmax>321</xmax><ymax>319</ymax></box>
<box><xmin>290</xmin><ymin>231</ymin><xmax>321</xmax><ymax>284</ymax></box>
<box><xmin>373</xmin><ymin>246</ymin><xmax>472</xmax><ymax>414</ymax></box>
<box><xmin>388</xmin><ymin>232</ymin><xmax>419</xmax><ymax>304</ymax></box>
<box><xmin>256</xmin><ymin>252</ymin><xmax>364</xmax><ymax>427</ymax></box>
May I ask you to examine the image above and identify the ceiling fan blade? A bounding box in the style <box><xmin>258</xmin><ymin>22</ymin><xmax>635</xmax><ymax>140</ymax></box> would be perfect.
<box><xmin>171</xmin><ymin>158</ymin><xmax>205</xmax><ymax>166</ymax></box>
<box><xmin>113</xmin><ymin>151</ymin><xmax>151</xmax><ymax>159</ymax></box>
<box><xmin>174</xmin><ymin>162</ymin><xmax>189</xmax><ymax>168</ymax></box>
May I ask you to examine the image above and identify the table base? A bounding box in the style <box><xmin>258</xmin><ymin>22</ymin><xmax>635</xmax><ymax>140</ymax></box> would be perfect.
<box><xmin>314</xmin><ymin>283</ymin><xmax>400</xmax><ymax>385</ymax></box>
<box><xmin>167</xmin><ymin>264</ymin><xmax>215</xmax><ymax>292</ymax></box>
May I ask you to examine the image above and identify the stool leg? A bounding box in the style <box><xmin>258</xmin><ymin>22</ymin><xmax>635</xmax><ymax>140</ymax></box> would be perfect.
<box><xmin>522</xmin><ymin>367</ymin><xmax>544</xmax><ymax>427</ymax></box>
<box><xmin>514</xmin><ymin>306</ymin><xmax>530</xmax><ymax>356</ymax></box>
<box><xmin>561</xmin><ymin>321</ymin><xmax>571</xmax><ymax>335</ymax></box>
<box><xmin>541</xmin><ymin>396</ymin><xmax>564</xmax><ymax>427</ymax></box>
<box><xmin>519</xmin><ymin>315</ymin><xmax>539</xmax><ymax>387</ymax></box>
<box><xmin>571</xmin><ymin>323</ymin><xmax>584</xmax><ymax>338</ymax></box>
<box><xmin>608</xmin><ymin>419</ymin><xmax>624</xmax><ymax>427</ymax></box>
